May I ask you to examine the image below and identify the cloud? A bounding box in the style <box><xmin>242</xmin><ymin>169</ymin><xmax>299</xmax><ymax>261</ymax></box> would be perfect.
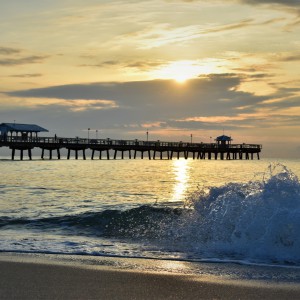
<box><xmin>260</xmin><ymin>18</ymin><xmax>287</xmax><ymax>25</ymax></box>
<box><xmin>233</xmin><ymin>65</ymin><xmax>273</xmax><ymax>73</ymax></box>
<box><xmin>4</xmin><ymin>74</ymin><xmax>299</xmax><ymax>129</ymax></box>
<box><xmin>0</xmin><ymin>46</ymin><xmax>22</xmax><ymax>55</ymax></box>
<box><xmin>59</xmin><ymin>99</ymin><xmax>118</xmax><ymax>112</ymax></box>
<box><xmin>79</xmin><ymin>59</ymin><xmax>168</xmax><ymax>71</ymax></box>
<box><xmin>130</xmin><ymin>24</ymin><xmax>202</xmax><ymax>49</ymax></box>
<box><xmin>200</xmin><ymin>17</ymin><xmax>289</xmax><ymax>35</ymax></box>
<box><xmin>9</xmin><ymin>73</ymin><xmax>43</xmax><ymax>78</ymax></box>
<box><xmin>178</xmin><ymin>0</ymin><xmax>300</xmax><ymax>7</ymax></box>
<box><xmin>79</xmin><ymin>60</ymin><xmax>121</xmax><ymax>68</ymax></box>
<box><xmin>239</xmin><ymin>0</ymin><xmax>300</xmax><ymax>7</ymax></box>
<box><xmin>167</xmin><ymin>105</ymin><xmax>300</xmax><ymax>131</ymax></box>
<box><xmin>285</xmin><ymin>18</ymin><xmax>300</xmax><ymax>30</ymax></box>
<box><xmin>0</xmin><ymin>55</ymin><xmax>49</xmax><ymax>66</ymax></box>
<box><xmin>248</xmin><ymin>73</ymin><xmax>275</xmax><ymax>79</ymax></box>
<box><xmin>125</xmin><ymin>61</ymin><xmax>168</xmax><ymax>70</ymax></box>
<box><xmin>278</xmin><ymin>54</ymin><xmax>300</xmax><ymax>62</ymax></box>
<box><xmin>178</xmin><ymin>115</ymin><xmax>255</xmax><ymax>123</ymax></box>
<box><xmin>0</xmin><ymin>96</ymin><xmax>118</xmax><ymax>112</ymax></box>
<box><xmin>127</xmin><ymin>16</ymin><xmax>290</xmax><ymax>50</ymax></box>
<box><xmin>203</xmin><ymin>19</ymin><xmax>254</xmax><ymax>34</ymax></box>
<box><xmin>141</xmin><ymin>122</ymin><xmax>166</xmax><ymax>128</ymax></box>
<box><xmin>5</xmin><ymin>74</ymin><xmax>269</xmax><ymax>123</ymax></box>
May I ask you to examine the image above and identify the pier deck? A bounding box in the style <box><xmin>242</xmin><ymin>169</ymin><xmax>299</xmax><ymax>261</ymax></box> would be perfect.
<box><xmin>0</xmin><ymin>136</ymin><xmax>262</xmax><ymax>160</ymax></box>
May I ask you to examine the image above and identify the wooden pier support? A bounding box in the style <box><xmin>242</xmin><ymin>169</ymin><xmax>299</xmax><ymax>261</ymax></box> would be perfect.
<box><xmin>67</xmin><ymin>148</ymin><xmax>87</xmax><ymax>160</ymax></box>
<box><xmin>198</xmin><ymin>152</ymin><xmax>206</xmax><ymax>160</ymax></box>
<box><xmin>91</xmin><ymin>149</ymin><xmax>110</xmax><ymax>160</ymax></box>
<box><xmin>113</xmin><ymin>149</ymin><xmax>131</xmax><ymax>159</ymax></box>
<box><xmin>133</xmin><ymin>150</ymin><xmax>151</xmax><ymax>160</ymax></box>
<box><xmin>153</xmin><ymin>150</ymin><xmax>170</xmax><ymax>160</ymax></box>
<box><xmin>11</xmin><ymin>148</ymin><xmax>33</xmax><ymax>160</ymax></box>
<box><xmin>170</xmin><ymin>151</ymin><xmax>186</xmax><ymax>159</ymax></box>
<box><xmin>41</xmin><ymin>148</ymin><xmax>60</xmax><ymax>160</ymax></box>
<box><xmin>28</xmin><ymin>149</ymin><xmax>32</xmax><ymax>160</ymax></box>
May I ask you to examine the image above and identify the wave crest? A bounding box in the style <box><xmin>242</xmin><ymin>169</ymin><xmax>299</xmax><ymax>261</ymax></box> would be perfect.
<box><xmin>176</xmin><ymin>163</ymin><xmax>300</xmax><ymax>264</ymax></box>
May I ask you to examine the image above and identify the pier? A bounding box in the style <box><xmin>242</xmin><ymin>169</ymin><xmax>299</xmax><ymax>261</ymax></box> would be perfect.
<box><xmin>0</xmin><ymin>136</ymin><xmax>262</xmax><ymax>161</ymax></box>
<box><xmin>0</xmin><ymin>123</ymin><xmax>262</xmax><ymax>160</ymax></box>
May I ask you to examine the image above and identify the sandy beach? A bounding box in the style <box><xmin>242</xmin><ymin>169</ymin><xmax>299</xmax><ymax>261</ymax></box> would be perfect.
<box><xmin>0</xmin><ymin>253</ymin><xmax>299</xmax><ymax>300</ymax></box>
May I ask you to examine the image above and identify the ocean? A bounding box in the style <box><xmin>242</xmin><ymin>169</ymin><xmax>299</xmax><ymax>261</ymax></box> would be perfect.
<box><xmin>1</xmin><ymin>157</ymin><xmax>300</xmax><ymax>281</ymax></box>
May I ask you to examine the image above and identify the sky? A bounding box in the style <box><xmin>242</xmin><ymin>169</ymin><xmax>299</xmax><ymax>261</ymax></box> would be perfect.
<box><xmin>0</xmin><ymin>0</ymin><xmax>299</xmax><ymax>158</ymax></box>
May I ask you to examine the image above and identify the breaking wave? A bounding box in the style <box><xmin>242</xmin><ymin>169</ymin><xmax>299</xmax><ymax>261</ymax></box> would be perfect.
<box><xmin>1</xmin><ymin>163</ymin><xmax>300</xmax><ymax>266</ymax></box>
<box><xmin>175</xmin><ymin>163</ymin><xmax>300</xmax><ymax>265</ymax></box>
<box><xmin>0</xmin><ymin>205</ymin><xmax>183</xmax><ymax>238</ymax></box>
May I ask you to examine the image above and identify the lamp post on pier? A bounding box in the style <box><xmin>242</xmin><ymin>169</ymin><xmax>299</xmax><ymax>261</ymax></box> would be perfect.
<box><xmin>96</xmin><ymin>129</ymin><xmax>98</xmax><ymax>140</ymax></box>
<box><xmin>190</xmin><ymin>134</ymin><xmax>193</xmax><ymax>144</ymax></box>
<box><xmin>88</xmin><ymin>128</ymin><xmax>90</xmax><ymax>142</ymax></box>
<box><xmin>146</xmin><ymin>129</ymin><xmax>149</xmax><ymax>142</ymax></box>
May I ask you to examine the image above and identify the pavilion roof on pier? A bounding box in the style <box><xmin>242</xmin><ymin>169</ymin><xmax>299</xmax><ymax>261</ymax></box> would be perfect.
<box><xmin>215</xmin><ymin>135</ymin><xmax>232</xmax><ymax>141</ymax></box>
<box><xmin>0</xmin><ymin>123</ymin><xmax>48</xmax><ymax>133</ymax></box>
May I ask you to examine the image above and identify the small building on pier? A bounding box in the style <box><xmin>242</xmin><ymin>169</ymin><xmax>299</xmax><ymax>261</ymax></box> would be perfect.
<box><xmin>215</xmin><ymin>135</ymin><xmax>232</xmax><ymax>147</ymax></box>
<box><xmin>0</xmin><ymin>123</ymin><xmax>48</xmax><ymax>140</ymax></box>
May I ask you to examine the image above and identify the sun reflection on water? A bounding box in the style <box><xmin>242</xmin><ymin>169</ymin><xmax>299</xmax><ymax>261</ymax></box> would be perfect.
<box><xmin>171</xmin><ymin>159</ymin><xmax>191</xmax><ymax>202</ymax></box>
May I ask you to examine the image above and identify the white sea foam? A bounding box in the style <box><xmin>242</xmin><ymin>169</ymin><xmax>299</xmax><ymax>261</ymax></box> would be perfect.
<box><xmin>169</xmin><ymin>164</ymin><xmax>300</xmax><ymax>265</ymax></box>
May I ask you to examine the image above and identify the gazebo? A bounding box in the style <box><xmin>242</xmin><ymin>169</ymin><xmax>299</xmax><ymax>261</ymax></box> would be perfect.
<box><xmin>0</xmin><ymin>123</ymin><xmax>48</xmax><ymax>140</ymax></box>
<box><xmin>215</xmin><ymin>135</ymin><xmax>232</xmax><ymax>147</ymax></box>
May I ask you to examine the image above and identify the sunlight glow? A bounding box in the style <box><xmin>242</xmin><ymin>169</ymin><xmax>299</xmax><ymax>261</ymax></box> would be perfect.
<box><xmin>171</xmin><ymin>159</ymin><xmax>190</xmax><ymax>202</ymax></box>
<box><xmin>153</xmin><ymin>60</ymin><xmax>217</xmax><ymax>83</ymax></box>
<box><xmin>160</xmin><ymin>61</ymin><xmax>199</xmax><ymax>83</ymax></box>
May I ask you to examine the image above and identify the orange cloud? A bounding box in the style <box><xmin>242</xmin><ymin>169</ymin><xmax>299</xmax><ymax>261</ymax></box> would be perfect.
<box><xmin>0</xmin><ymin>96</ymin><xmax>118</xmax><ymax>112</ymax></box>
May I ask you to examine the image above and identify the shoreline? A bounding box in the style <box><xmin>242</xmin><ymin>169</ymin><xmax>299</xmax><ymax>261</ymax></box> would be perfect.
<box><xmin>1</xmin><ymin>252</ymin><xmax>300</xmax><ymax>300</ymax></box>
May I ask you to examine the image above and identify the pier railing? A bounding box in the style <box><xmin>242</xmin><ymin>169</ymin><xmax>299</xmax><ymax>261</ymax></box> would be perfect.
<box><xmin>0</xmin><ymin>136</ymin><xmax>262</xmax><ymax>149</ymax></box>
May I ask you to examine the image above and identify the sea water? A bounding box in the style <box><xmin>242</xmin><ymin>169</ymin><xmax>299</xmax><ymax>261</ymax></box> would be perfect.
<box><xmin>0</xmin><ymin>157</ymin><xmax>300</xmax><ymax>280</ymax></box>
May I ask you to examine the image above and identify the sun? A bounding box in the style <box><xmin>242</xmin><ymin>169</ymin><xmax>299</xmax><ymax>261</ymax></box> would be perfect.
<box><xmin>152</xmin><ymin>60</ymin><xmax>215</xmax><ymax>83</ymax></box>
<box><xmin>173</xmin><ymin>71</ymin><xmax>193</xmax><ymax>83</ymax></box>
<box><xmin>168</xmin><ymin>61</ymin><xmax>197</xmax><ymax>83</ymax></box>
<box><xmin>155</xmin><ymin>61</ymin><xmax>199</xmax><ymax>83</ymax></box>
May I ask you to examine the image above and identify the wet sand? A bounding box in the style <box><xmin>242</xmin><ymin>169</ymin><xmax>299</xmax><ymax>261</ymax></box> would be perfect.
<box><xmin>1</xmin><ymin>254</ymin><xmax>299</xmax><ymax>300</ymax></box>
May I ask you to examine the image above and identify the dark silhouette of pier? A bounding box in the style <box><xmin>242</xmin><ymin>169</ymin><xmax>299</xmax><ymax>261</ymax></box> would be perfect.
<box><xmin>0</xmin><ymin>136</ymin><xmax>262</xmax><ymax>161</ymax></box>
